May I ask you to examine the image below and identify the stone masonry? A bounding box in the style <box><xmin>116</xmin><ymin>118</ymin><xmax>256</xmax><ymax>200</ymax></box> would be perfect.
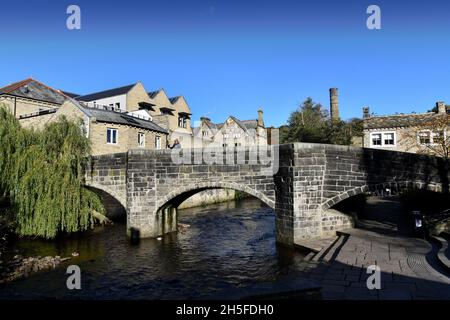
<box><xmin>85</xmin><ymin>143</ymin><xmax>450</xmax><ymax>246</ymax></box>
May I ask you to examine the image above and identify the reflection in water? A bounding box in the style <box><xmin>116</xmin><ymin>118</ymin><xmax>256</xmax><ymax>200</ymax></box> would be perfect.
<box><xmin>0</xmin><ymin>198</ymin><xmax>306</xmax><ymax>299</ymax></box>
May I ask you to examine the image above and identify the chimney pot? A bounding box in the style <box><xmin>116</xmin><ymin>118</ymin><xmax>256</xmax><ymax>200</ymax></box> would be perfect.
<box><xmin>436</xmin><ymin>101</ymin><xmax>446</xmax><ymax>114</ymax></box>
<box><xmin>363</xmin><ymin>106</ymin><xmax>370</xmax><ymax>119</ymax></box>
<box><xmin>257</xmin><ymin>108</ymin><xmax>264</xmax><ymax>127</ymax></box>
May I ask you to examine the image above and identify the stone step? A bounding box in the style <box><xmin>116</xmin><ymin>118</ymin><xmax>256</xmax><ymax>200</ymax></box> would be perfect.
<box><xmin>430</xmin><ymin>234</ymin><xmax>450</xmax><ymax>274</ymax></box>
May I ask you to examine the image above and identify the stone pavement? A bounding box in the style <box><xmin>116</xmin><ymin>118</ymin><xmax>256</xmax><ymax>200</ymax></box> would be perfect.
<box><xmin>295</xmin><ymin>197</ymin><xmax>450</xmax><ymax>300</ymax></box>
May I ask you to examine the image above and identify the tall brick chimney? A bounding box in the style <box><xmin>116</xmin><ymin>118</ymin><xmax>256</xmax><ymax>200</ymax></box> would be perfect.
<box><xmin>436</xmin><ymin>101</ymin><xmax>446</xmax><ymax>114</ymax></box>
<box><xmin>330</xmin><ymin>88</ymin><xmax>340</xmax><ymax>121</ymax></box>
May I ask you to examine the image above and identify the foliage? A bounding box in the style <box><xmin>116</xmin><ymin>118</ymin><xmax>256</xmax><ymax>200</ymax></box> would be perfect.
<box><xmin>0</xmin><ymin>104</ymin><xmax>104</xmax><ymax>238</ymax></box>
<box><xmin>280</xmin><ymin>98</ymin><xmax>363</xmax><ymax>145</ymax></box>
<box><xmin>402</xmin><ymin>113</ymin><xmax>450</xmax><ymax>159</ymax></box>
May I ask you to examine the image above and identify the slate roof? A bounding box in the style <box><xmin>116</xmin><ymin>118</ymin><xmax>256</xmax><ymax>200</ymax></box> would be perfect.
<box><xmin>194</xmin><ymin>116</ymin><xmax>259</xmax><ymax>136</ymax></box>
<box><xmin>0</xmin><ymin>78</ymin><xmax>68</xmax><ymax>105</ymax></box>
<box><xmin>74</xmin><ymin>101</ymin><xmax>168</xmax><ymax>134</ymax></box>
<box><xmin>60</xmin><ymin>91</ymin><xmax>80</xmax><ymax>98</ymax></box>
<box><xmin>364</xmin><ymin>112</ymin><xmax>448</xmax><ymax>130</ymax></box>
<box><xmin>169</xmin><ymin>96</ymin><xmax>181</xmax><ymax>104</ymax></box>
<box><xmin>148</xmin><ymin>90</ymin><xmax>160</xmax><ymax>99</ymax></box>
<box><xmin>76</xmin><ymin>84</ymin><xmax>136</xmax><ymax>101</ymax></box>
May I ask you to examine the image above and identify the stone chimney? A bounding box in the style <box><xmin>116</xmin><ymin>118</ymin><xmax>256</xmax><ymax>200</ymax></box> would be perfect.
<box><xmin>257</xmin><ymin>108</ymin><xmax>264</xmax><ymax>127</ymax></box>
<box><xmin>436</xmin><ymin>101</ymin><xmax>446</xmax><ymax>114</ymax></box>
<box><xmin>329</xmin><ymin>88</ymin><xmax>340</xmax><ymax>121</ymax></box>
<box><xmin>363</xmin><ymin>106</ymin><xmax>370</xmax><ymax>119</ymax></box>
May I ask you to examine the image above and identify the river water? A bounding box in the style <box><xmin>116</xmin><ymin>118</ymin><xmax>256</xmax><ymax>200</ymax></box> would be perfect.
<box><xmin>0</xmin><ymin>198</ymin><xmax>308</xmax><ymax>299</ymax></box>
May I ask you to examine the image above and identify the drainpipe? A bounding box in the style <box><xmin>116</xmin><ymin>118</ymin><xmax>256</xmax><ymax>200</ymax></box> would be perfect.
<box><xmin>14</xmin><ymin>96</ymin><xmax>17</xmax><ymax>118</ymax></box>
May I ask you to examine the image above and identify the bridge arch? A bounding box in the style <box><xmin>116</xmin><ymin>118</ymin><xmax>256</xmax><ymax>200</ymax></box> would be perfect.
<box><xmin>321</xmin><ymin>181</ymin><xmax>446</xmax><ymax>212</ymax></box>
<box><xmin>156</xmin><ymin>181</ymin><xmax>275</xmax><ymax>213</ymax></box>
<box><xmin>84</xmin><ymin>184</ymin><xmax>127</xmax><ymax>220</ymax></box>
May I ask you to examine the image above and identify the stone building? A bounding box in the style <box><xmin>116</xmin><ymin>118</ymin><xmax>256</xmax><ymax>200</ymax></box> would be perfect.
<box><xmin>0</xmin><ymin>78</ymin><xmax>68</xmax><ymax>118</ymax></box>
<box><xmin>362</xmin><ymin>102</ymin><xmax>449</xmax><ymax>155</ymax></box>
<box><xmin>19</xmin><ymin>99</ymin><xmax>168</xmax><ymax>156</ymax></box>
<box><xmin>147</xmin><ymin>89</ymin><xmax>193</xmax><ymax>148</ymax></box>
<box><xmin>193</xmin><ymin>109</ymin><xmax>267</xmax><ymax>147</ymax></box>
<box><xmin>74</xmin><ymin>84</ymin><xmax>193</xmax><ymax>148</ymax></box>
<box><xmin>0</xmin><ymin>78</ymin><xmax>168</xmax><ymax>156</ymax></box>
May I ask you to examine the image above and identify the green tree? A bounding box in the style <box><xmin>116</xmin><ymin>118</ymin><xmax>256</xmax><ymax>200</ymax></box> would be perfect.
<box><xmin>281</xmin><ymin>98</ymin><xmax>329</xmax><ymax>143</ymax></box>
<box><xmin>281</xmin><ymin>98</ymin><xmax>362</xmax><ymax>145</ymax></box>
<box><xmin>0</xmin><ymin>104</ymin><xmax>105</xmax><ymax>238</ymax></box>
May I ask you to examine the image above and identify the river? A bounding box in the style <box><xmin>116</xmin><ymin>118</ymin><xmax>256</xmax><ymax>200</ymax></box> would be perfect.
<box><xmin>0</xmin><ymin>198</ymin><xmax>309</xmax><ymax>299</ymax></box>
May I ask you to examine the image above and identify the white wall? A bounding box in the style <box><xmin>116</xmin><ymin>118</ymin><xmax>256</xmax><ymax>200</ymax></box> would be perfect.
<box><xmin>85</xmin><ymin>94</ymin><xmax>127</xmax><ymax>112</ymax></box>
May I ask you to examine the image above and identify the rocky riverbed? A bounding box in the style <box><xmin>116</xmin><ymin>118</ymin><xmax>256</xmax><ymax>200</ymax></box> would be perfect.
<box><xmin>0</xmin><ymin>210</ymin><xmax>71</xmax><ymax>285</ymax></box>
<box><xmin>0</xmin><ymin>254</ymin><xmax>71</xmax><ymax>284</ymax></box>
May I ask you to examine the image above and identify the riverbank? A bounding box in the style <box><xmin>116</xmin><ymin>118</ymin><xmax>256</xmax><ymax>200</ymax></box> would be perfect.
<box><xmin>0</xmin><ymin>204</ymin><xmax>72</xmax><ymax>285</ymax></box>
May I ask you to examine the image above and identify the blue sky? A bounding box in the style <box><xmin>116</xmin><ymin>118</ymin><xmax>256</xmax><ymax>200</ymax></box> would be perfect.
<box><xmin>1</xmin><ymin>0</ymin><xmax>450</xmax><ymax>127</ymax></box>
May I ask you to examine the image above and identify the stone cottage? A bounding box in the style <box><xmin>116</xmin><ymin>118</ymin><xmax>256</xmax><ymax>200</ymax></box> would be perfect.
<box><xmin>362</xmin><ymin>102</ymin><xmax>449</xmax><ymax>155</ymax></box>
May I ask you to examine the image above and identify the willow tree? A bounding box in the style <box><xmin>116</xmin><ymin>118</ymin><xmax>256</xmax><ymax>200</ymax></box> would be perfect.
<box><xmin>0</xmin><ymin>104</ymin><xmax>105</xmax><ymax>238</ymax></box>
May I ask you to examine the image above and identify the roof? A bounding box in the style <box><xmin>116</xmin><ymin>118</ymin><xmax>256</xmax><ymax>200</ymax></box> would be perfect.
<box><xmin>60</xmin><ymin>91</ymin><xmax>80</xmax><ymax>98</ymax></box>
<box><xmin>169</xmin><ymin>96</ymin><xmax>181</xmax><ymax>104</ymax></box>
<box><xmin>194</xmin><ymin>116</ymin><xmax>259</xmax><ymax>136</ymax></box>
<box><xmin>76</xmin><ymin>83</ymin><xmax>136</xmax><ymax>101</ymax></box>
<box><xmin>169</xmin><ymin>95</ymin><xmax>191</xmax><ymax>114</ymax></box>
<box><xmin>148</xmin><ymin>90</ymin><xmax>160</xmax><ymax>99</ymax></box>
<box><xmin>0</xmin><ymin>78</ymin><xmax>68</xmax><ymax>105</ymax></box>
<box><xmin>72</xmin><ymin>100</ymin><xmax>168</xmax><ymax>134</ymax></box>
<box><xmin>364</xmin><ymin>112</ymin><xmax>448</xmax><ymax>130</ymax></box>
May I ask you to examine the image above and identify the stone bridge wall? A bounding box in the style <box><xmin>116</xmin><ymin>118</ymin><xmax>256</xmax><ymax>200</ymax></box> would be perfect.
<box><xmin>85</xmin><ymin>143</ymin><xmax>450</xmax><ymax>246</ymax></box>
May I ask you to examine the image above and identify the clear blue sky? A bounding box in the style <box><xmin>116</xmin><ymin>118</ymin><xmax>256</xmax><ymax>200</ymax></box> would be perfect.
<box><xmin>1</xmin><ymin>0</ymin><xmax>450</xmax><ymax>127</ymax></box>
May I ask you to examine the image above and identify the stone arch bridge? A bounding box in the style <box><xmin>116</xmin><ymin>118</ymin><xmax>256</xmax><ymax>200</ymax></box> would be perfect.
<box><xmin>85</xmin><ymin>143</ymin><xmax>449</xmax><ymax>246</ymax></box>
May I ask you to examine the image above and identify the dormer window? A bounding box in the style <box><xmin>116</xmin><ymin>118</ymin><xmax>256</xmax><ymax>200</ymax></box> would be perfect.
<box><xmin>178</xmin><ymin>116</ymin><xmax>187</xmax><ymax>128</ymax></box>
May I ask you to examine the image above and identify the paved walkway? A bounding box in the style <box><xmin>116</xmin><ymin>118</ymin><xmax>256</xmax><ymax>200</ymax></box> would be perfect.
<box><xmin>298</xmin><ymin>197</ymin><xmax>450</xmax><ymax>300</ymax></box>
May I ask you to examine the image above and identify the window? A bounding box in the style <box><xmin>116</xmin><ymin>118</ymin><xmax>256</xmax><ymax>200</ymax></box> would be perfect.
<box><xmin>371</xmin><ymin>133</ymin><xmax>382</xmax><ymax>146</ymax></box>
<box><xmin>223</xmin><ymin>133</ymin><xmax>229</xmax><ymax>139</ymax></box>
<box><xmin>370</xmin><ymin>132</ymin><xmax>395</xmax><ymax>147</ymax></box>
<box><xmin>384</xmin><ymin>133</ymin><xmax>394</xmax><ymax>145</ymax></box>
<box><xmin>418</xmin><ymin>131</ymin><xmax>431</xmax><ymax>145</ymax></box>
<box><xmin>115</xmin><ymin>102</ymin><xmax>121</xmax><ymax>110</ymax></box>
<box><xmin>155</xmin><ymin>136</ymin><xmax>161</xmax><ymax>149</ymax></box>
<box><xmin>107</xmin><ymin>128</ymin><xmax>118</xmax><ymax>144</ymax></box>
<box><xmin>178</xmin><ymin>116</ymin><xmax>187</xmax><ymax>128</ymax></box>
<box><xmin>138</xmin><ymin>132</ymin><xmax>145</xmax><ymax>147</ymax></box>
<box><xmin>222</xmin><ymin>143</ymin><xmax>227</xmax><ymax>147</ymax></box>
<box><xmin>433</xmin><ymin>130</ymin><xmax>445</xmax><ymax>144</ymax></box>
<box><xmin>418</xmin><ymin>130</ymin><xmax>446</xmax><ymax>145</ymax></box>
<box><xmin>202</xmin><ymin>130</ymin><xmax>208</xmax><ymax>137</ymax></box>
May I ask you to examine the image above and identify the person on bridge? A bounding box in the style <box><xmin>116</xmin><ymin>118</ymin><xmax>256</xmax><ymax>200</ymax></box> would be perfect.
<box><xmin>169</xmin><ymin>139</ymin><xmax>181</xmax><ymax>149</ymax></box>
